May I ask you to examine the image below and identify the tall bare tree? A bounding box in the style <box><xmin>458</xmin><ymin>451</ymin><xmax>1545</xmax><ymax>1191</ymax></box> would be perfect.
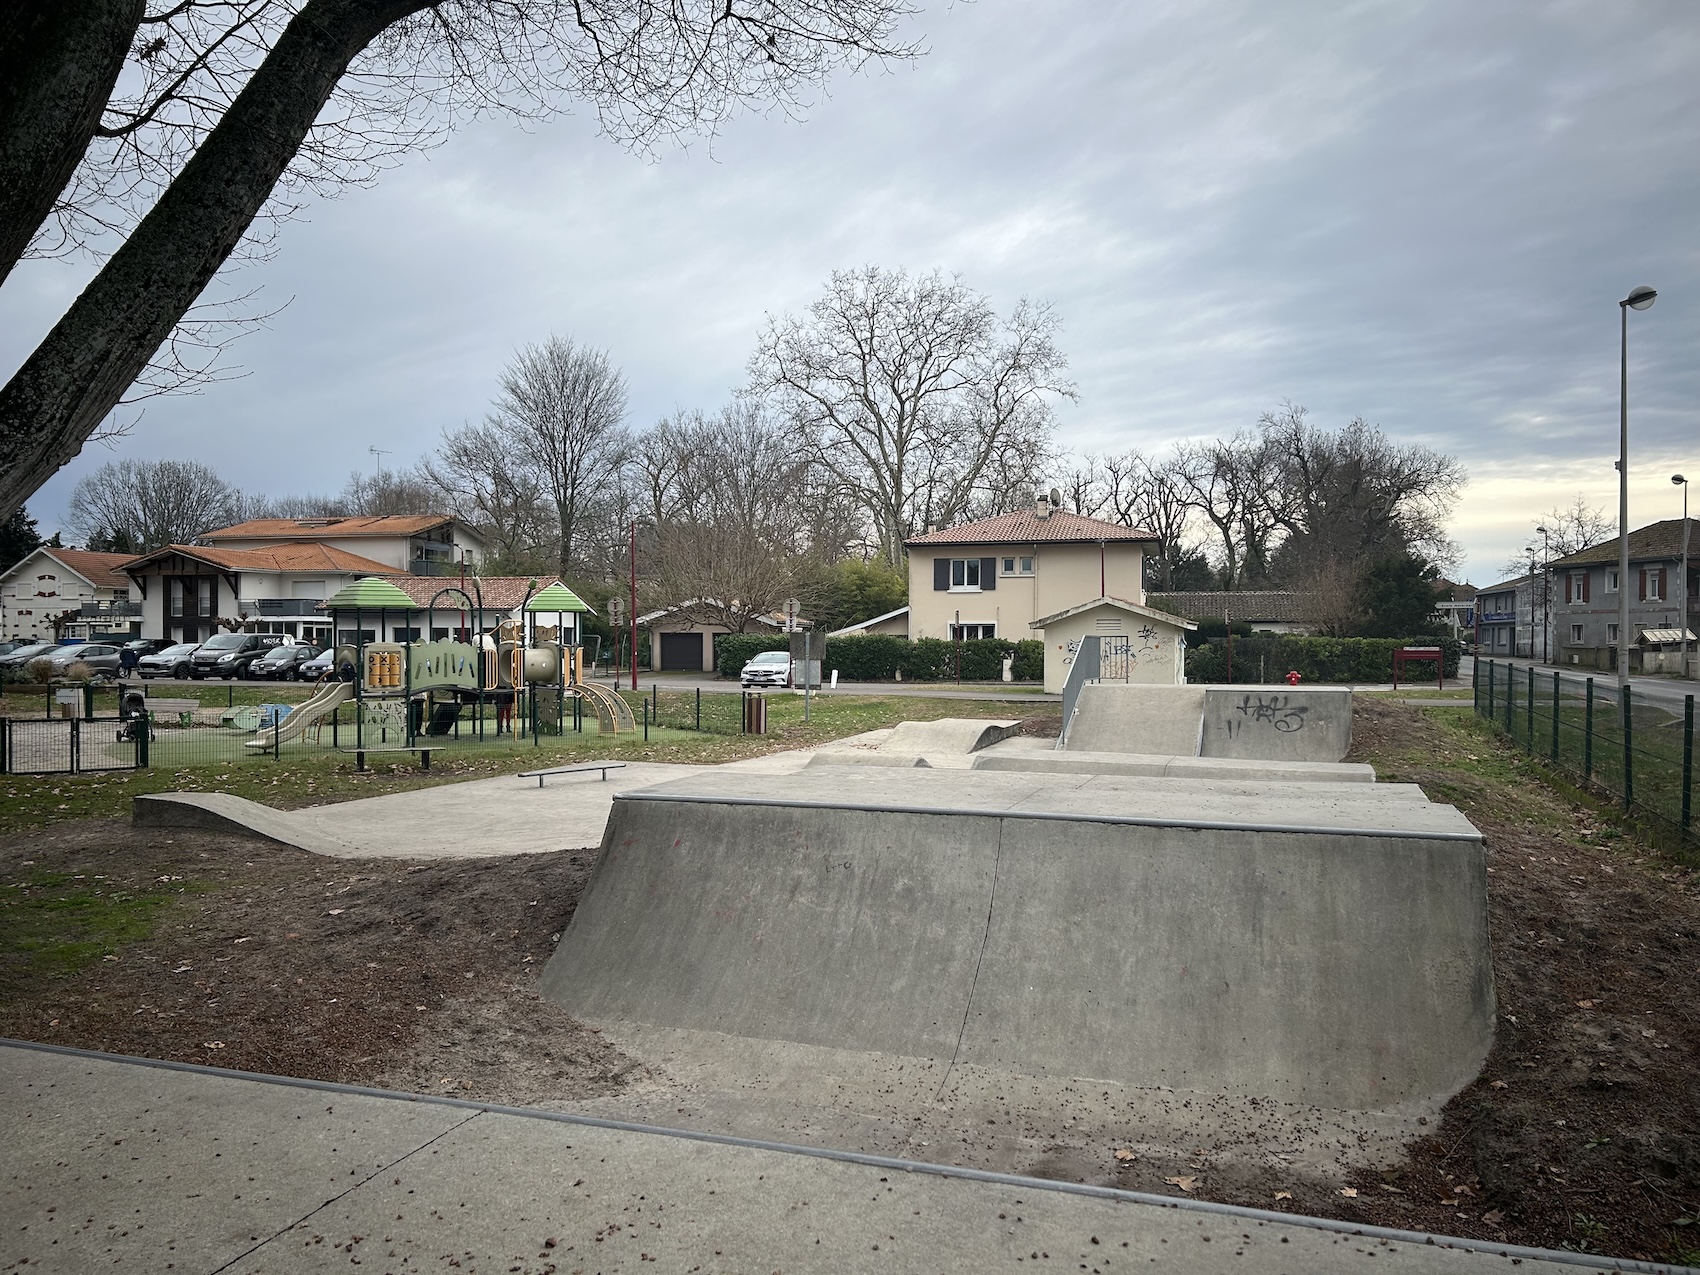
<box><xmin>66</xmin><ymin>457</ymin><xmax>242</xmax><ymax>551</ymax></box>
<box><xmin>423</xmin><ymin>421</ymin><xmax>549</xmax><ymax>571</ymax></box>
<box><xmin>750</xmin><ymin>266</ymin><xmax>1074</xmax><ymax>567</ymax></box>
<box><xmin>1101</xmin><ymin>450</ymin><xmax>1196</xmax><ymax>591</ymax></box>
<box><xmin>0</xmin><ymin>0</ymin><xmax>918</xmax><ymax>522</ymax></box>
<box><xmin>488</xmin><ymin>335</ymin><xmax>629</xmax><ymax>578</ymax></box>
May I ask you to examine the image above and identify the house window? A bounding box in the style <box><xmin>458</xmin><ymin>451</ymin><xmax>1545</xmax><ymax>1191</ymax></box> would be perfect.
<box><xmin>393</xmin><ymin>627</ymin><xmax>421</xmax><ymax>641</ymax></box>
<box><xmin>1570</xmin><ymin>624</ymin><xmax>1584</xmax><ymax>644</ymax></box>
<box><xmin>1604</xmin><ymin>570</ymin><xmax>1619</xmax><ymax>593</ymax></box>
<box><xmin>1000</xmin><ymin>556</ymin><xmax>1034</xmax><ymax>576</ymax></box>
<box><xmin>169</xmin><ymin>579</ymin><xmax>184</xmax><ymax>619</ymax></box>
<box><xmin>951</xmin><ymin>623</ymin><xmax>996</xmax><ymax>640</ymax></box>
<box><xmin>1566</xmin><ymin>572</ymin><xmax>1589</xmax><ymax>604</ymax></box>
<box><xmin>1641</xmin><ymin>567</ymin><xmax>1666</xmax><ymax>601</ymax></box>
<box><xmin>197</xmin><ymin>578</ymin><xmax>213</xmax><ymax>618</ymax></box>
<box><xmin>1607</xmin><ymin>623</ymin><xmax>1619</xmax><ymax>643</ymax></box>
<box><xmin>950</xmin><ymin>558</ymin><xmax>981</xmax><ymax>590</ymax></box>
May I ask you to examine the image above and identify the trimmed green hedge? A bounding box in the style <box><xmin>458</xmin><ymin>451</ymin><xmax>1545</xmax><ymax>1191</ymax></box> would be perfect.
<box><xmin>712</xmin><ymin>632</ymin><xmax>1045</xmax><ymax>682</ymax></box>
<box><xmin>1184</xmin><ymin>635</ymin><xmax>1462</xmax><ymax>684</ymax></box>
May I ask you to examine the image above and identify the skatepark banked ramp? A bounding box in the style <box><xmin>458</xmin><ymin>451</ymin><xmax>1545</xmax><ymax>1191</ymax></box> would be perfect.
<box><xmin>541</xmin><ymin>768</ymin><xmax>1493</xmax><ymax>1111</ymax></box>
<box><xmin>1064</xmin><ymin>683</ymin><xmax>1354</xmax><ymax>762</ymax></box>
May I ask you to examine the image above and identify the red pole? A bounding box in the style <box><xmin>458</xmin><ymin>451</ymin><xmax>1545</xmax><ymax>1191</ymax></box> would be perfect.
<box><xmin>629</xmin><ymin>520</ymin><xmax>639</xmax><ymax>691</ymax></box>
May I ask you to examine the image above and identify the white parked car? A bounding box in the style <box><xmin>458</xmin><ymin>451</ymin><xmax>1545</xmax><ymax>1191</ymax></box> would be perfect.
<box><xmin>739</xmin><ymin>650</ymin><xmax>793</xmax><ymax>688</ymax></box>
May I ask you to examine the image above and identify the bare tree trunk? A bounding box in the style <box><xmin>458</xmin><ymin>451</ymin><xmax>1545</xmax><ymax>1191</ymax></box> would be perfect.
<box><xmin>0</xmin><ymin>0</ymin><xmax>141</xmax><ymax>287</ymax></box>
<box><xmin>0</xmin><ymin>0</ymin><xmax>421</xmax><ymax>523</ymax></box>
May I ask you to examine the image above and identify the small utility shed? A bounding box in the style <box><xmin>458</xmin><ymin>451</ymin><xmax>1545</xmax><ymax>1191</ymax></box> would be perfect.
<box><xmin>1031</xmin><ymin>595</ymin><xmax>1195</xmax><ymax>693</ymax></box>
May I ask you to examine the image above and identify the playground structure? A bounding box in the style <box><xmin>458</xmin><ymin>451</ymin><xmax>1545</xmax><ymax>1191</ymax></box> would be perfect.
<box><xmin>251</xmin><ymin>577</ymin><xmax>634</xmax><ymax>757</ymax></box>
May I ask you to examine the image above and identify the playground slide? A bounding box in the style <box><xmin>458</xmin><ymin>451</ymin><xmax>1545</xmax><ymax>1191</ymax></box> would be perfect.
<box><xmin>243</xmin><ymin>681</ymin><xmax>354</xmax><ymax>750</ymax></box>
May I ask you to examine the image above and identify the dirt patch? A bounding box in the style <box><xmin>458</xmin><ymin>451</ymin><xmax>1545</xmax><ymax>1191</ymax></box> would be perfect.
<box><xmin>1293</xmin><ymin>695</ymin><xmax>1700</xmax><ymax>1263</ymax></box>
<box><xmin>0</xmin><ymin>822</ymin><xmax>640</xmax><ymax>1108</ymax></box>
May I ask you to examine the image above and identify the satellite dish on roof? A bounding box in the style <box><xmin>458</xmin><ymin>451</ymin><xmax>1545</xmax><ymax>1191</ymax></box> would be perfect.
<box><xmin>1049</xmin><ymin>487</ymin><xmax>1062</xmax><ymax>509</ymax></box>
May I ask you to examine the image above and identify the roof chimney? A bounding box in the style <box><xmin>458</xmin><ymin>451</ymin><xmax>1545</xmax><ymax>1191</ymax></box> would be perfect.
<box><xmin>1035</xmin><ymin>493</ymin><xmax>1052</xmax><ymax>520</ymax></box>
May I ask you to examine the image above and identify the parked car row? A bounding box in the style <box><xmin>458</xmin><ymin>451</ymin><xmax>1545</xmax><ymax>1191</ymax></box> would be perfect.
<box><xmin>0</xmin><ymin>636</ymin><xmax>328</xmax><ymax>681</ymax></box>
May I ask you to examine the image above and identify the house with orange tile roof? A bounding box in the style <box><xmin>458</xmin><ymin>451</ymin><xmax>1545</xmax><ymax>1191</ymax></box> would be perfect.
<box><xmin>200</xmin><ymin>514</ymin><xmax>486</xmax><ymax>576</ymax></box>
<box><xmin>1</xmin><ymin>547</ymin><xmax>141</xmax><ymax>642</ymax></box>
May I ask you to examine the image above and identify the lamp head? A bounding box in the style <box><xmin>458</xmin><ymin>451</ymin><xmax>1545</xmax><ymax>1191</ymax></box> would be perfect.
<box><xmin>1675</xmin><ymin>474</ymin><xmax>1688</xmax><ymax>486</ymax></box>
<box><xmin>1622</xmin><ymin>285</ymin><xmax>1657</xmax><ymax>310</ymax></box>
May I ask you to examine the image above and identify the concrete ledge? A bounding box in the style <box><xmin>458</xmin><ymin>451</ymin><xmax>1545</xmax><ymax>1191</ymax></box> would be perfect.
<box><xmin>974</xmin><ymin>747</ymin><xmax>1376</xmax><ymax>783</ymax></box>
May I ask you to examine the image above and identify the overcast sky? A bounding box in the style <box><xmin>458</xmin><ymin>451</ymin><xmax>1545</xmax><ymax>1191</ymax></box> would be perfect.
<box><xmin>3</xmin><ymin>0</ymin><xmax>1696</xmax><ymax>584</ymax></box>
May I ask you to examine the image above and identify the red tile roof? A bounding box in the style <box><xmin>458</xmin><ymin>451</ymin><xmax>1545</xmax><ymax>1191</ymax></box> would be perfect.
<box><xmin>123</xmin><ymin>543</ymin><xmax>398</xmax><ymax>575</ymax></box>
<box><xmin>204</xmin><ymin>515</ymin><xmax>459</xmax><ymax>540</ymax></box>
<box><xmin>42</xmin><ymin>548</ymin><xmax>138</xmax><ymax>590</ymax></box>
<box><xmin>904</xmin><ymin>509</ymin><xmax>1157</xmax><ymax>547</ymax></box>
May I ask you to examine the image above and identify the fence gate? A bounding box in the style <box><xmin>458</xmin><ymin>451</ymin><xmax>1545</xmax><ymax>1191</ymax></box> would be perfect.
<box><xmin>1</xmin><ymin>717</ymin><xmax>141</xmax><ymax>776</ymax></box>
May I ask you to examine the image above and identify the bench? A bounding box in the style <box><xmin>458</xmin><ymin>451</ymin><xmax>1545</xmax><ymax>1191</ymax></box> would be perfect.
<box><xmin>518</xmin><ymin>761</ymin><xmax>627</xmax><ymax>788</ymax></box>
<box><xmin>142</xmin><ymin>697</ymin><xmax>200</xmax><ymax>718</ymax></box>
<box><xmin>341</xmin><ymin>746</ymin><xmax>444</xmax><ymax>772</ymax></box>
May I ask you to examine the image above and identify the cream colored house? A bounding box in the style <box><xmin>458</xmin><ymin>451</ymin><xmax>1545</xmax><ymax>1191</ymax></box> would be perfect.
<box><xmin>1</xmin><ymin>547</ymin><xmax>139</xmax><ymax>642</ymax></box>
<box><xmin>903</xmin><ymin>501</ymin><xmax>1158</xmax><ymax>641</ymax></box>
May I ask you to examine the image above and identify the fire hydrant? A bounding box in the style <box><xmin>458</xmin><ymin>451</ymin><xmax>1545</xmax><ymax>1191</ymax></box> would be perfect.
<box><xmin>1284</xmin><ymin>669</ymin><xmax>1302</xmax><ymax>686</ymax></box>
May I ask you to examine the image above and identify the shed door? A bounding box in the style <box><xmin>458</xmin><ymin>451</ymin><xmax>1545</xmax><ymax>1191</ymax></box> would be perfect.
<box><xmin>659</xmin><ymin>631</ymin><xmax>704</xmax><ymax>671</ymax></box>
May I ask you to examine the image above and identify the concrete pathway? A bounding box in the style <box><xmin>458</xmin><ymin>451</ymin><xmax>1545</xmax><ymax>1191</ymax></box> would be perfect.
<box><xmin>3</xmin><ymin>1041</ymin><xmax>1658</xmax><ymax>1275</ymax></box>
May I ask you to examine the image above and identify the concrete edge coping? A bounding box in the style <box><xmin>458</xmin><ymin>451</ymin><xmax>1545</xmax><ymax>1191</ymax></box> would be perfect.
<box><xmin>611</xmin><ymin>790</ymin><xmax>1485</xmax><ymax>843</ymax></box>
<box><xmin>0</xmin><ymin>1038</ymin><xmax>1663</xmax><ymax>1275</ymax></box>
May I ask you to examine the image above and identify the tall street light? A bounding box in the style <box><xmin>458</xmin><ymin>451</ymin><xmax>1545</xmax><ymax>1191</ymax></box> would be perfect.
<box><xmin>1617</xmin><ymin>284</ymin><xmax>1657</xmax><ymax>688</ymax></box>
<box><xmin>1536</xmin><ymin>524</ymin><xmax>1551</xmax><ymax>662</ymax></box>
<box><xmin>1676</xmin><ymin>473</ymin><xmax>1691</xmax><ymax>678</ymax></box>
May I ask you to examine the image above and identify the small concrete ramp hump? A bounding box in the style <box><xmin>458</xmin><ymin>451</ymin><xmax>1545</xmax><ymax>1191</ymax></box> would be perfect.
<box><xmin>877</xmin><ymin>718</ymin><xmax>1020</xmax><ymax>755</ymax></box>
<box><xmin>542</xmin><ymin>767</ymin><xmax>1492</xmax><ymax>1111</ymax></box>
<box><xmin>1063</xmin><ymin>683</ymin><xmax>1354</xmax><ymax>763</ymax></box>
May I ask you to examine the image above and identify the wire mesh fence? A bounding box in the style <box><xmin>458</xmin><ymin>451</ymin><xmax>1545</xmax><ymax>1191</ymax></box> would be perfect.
<box><xmin>1474</xmin><ymin>659</ymin><xmax>1696</xmax><ymax>846</ymax></box>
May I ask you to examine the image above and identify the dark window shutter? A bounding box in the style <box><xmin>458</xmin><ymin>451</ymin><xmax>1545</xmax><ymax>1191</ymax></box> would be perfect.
<box><xmin>1582</xmin><ymin>573</ymin><xmax>1590</xmax><ymax>603</ymax></box>
<box><xmin>1639</xmin><ymin>569</ymin><xmax>1647</xmax><ymax>601</ymax></box>
<box><xmin>933</xmin><ymin>558</ymin><xmax>949</xmax><ymax>591</ymax></box>
<box><xmin>1564</xmin><ymin>575</ymin><xmax>1572</xmax><ymax>604</ymax></box>
<box><xmin>981</xmin><ymin>557</ymin><xmax>996</xmax><ymax>590</ymax></box>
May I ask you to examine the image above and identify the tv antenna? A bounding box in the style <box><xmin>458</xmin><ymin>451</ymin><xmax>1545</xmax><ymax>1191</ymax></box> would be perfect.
<box><xmin>368</xmin><ymin>446</ymin><xmax>390</xmax><ymax>480</ymax></box>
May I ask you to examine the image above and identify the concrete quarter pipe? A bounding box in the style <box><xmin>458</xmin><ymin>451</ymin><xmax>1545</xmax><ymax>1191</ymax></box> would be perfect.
<box><xmin>541</xmin><ymin>768</ymin><xmax>1493</xmax><ymax>1112</ymax></box>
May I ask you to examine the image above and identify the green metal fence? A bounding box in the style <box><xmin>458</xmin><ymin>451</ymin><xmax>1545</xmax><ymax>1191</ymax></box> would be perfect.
<box><xmin>1474</xmin><ymin>659</ymin><xmax>1695</xmax><ymax>844</ymax></box>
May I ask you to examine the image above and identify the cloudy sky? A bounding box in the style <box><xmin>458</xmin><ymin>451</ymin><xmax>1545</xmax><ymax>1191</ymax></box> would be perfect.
<box><xmin>3</xmin><ymin>0</ymin><xmax>1696</xmax><ymax>584</ymax></box>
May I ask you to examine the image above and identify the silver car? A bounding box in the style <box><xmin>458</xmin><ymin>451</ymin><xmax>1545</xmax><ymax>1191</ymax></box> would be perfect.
<box><xmin>137</xmin><ymin>642</ymin><xmax>200</xmax><ymax>680</ymax></box>
<box><xmin>44</xmin><ymin>642</ymin><xmax>124</xmax><ymax>680</ymax></box>
<box><xmin>739</xmin><ymin>650</ymin><xmax>794</xmax><ymax>688</ymax></box>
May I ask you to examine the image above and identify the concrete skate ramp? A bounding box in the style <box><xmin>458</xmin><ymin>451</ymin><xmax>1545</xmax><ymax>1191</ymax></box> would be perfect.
<box><xmin>1063</xmin><ymin>683</ymin><xmax>1354</xmax><ymax>763</ymax></box>
<box><xmin>1064</xmin><ymin>683</ymin><xmax>1204</xmax><ymax>755</ymax></box>
<box><xmin>543</xmin><ymin>768</ymin><xmax>1492</xmax><ymax>1110</ymax></box>
<box><xmin>973</xmin><ymin>747</ymin><xmax>1376</xmax><ymax>783</ymax></box>
<box><xmin>877</xmin><ymin>717</ymin><xmax>1020</xmax><ymax>755</ymax></box>
<box><xmin>1201</xmin><ymin>686</ymin><xmax>1353</xmax><ymax>763</ymax></box>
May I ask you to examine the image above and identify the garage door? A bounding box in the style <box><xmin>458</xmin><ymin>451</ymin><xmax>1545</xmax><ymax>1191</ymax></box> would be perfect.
<box><xmin>659</xmin><ymin>632</ymin><xmax>704</xmax><ymax>671</ymax></box>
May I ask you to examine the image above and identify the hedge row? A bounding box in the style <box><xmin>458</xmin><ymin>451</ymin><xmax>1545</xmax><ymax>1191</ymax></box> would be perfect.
<box><xmin>712</xmin><ymin>632</ymin><xmax>1044</xmax><ymax>682</ymax></box>
<box><xmin>1183</xmin><ymin>635</ymin><xmax>1462</xmax><ymax>684</ymax></box>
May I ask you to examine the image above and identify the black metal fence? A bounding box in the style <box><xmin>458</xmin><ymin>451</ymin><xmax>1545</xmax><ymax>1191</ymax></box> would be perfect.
<box><xmin>1474</xmin><ymin>659</ymin><xmax>1695</xmax><ymax>845</ymax></box>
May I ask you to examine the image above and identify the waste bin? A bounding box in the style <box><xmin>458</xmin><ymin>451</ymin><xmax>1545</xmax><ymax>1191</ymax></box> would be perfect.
<box><xmin>742</xmin><ymin>692</ymin><xmax>767</xmax><ymax>735</ymax></box>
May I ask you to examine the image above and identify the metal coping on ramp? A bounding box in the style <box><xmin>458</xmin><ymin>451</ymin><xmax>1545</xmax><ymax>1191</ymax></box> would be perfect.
<box><xmin>2</xmin><ymin>1039</ymin><xmax>1668</xmax><ymax>1275</ymax></box>
<box><xmin>611</xmin><ymin>789</ymin><xmax>1485</xmax><ymax>843</ymax></box>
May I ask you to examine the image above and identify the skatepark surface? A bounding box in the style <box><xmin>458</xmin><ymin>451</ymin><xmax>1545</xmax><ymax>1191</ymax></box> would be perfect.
<box><xmin>3</xmin><ymin>1041</ymin><xmax>1649</xmax><ymax>1275</ymax></box>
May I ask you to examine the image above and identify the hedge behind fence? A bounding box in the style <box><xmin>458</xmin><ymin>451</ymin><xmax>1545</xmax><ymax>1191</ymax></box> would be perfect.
<box><xmin>1184</xmin><ymin>635</ymin><xmax>1462</xmax><ymax>684</ymax></box>
<box><xmin>713</xmin><ymin>632</ymin><xmax>1044</xmax><ymax>682</ymax></box>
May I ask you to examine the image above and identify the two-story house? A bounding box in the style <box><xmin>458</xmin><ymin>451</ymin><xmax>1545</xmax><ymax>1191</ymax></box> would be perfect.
<box><xmin>1473</xmin><ymin>575</ymin><xmax>1540</xmax><ymax>659</ymax></box>
<box><xmin>0</xmin><ymin>547</ymin><xmax>140</xmax><ymax>642</ymax></box>
<box><xmin>905</xmin><ymin>498</ymin><xmax>1193</xmax><ymax>689</ymax></box>
<box><xmin>200</xmin><ymin>514</ymin><xmax>486</xmax><ymax>576</ymax></box>
<box><xmin>1548</xmin><ymin>518</ymin><xmax>1699</xmax><ymax>673</ymax></box>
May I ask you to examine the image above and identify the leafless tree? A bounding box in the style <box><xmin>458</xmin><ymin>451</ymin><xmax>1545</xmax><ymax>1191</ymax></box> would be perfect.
<box><xmin>635</xmin><ymin>401</ymin><xmax>814</xmax><ymax>630</ymax></box>
<box><xmin>423</xmin><ymin>422</ymin><xmax>550</xmax><ymax>571</ymax></box>
<box><xmin>486</xmin><ymin>335</ymin><xmax>630</xmax><ymax>578</ymax></box>
<box><xmin>66</xmin><ymin>456</ymin><xmax>243</xmax><ymax>550</ymax></box>
<box><xmin>750</xmin><ymin>266</ymin><xmax>1074</xmax><ymax>567</ymax></box>
<box><xmin>0</xmin><ymin>0</ymin><xmax>919</xmax><ymax>522</ymax></box>
<box><xmin>1170</xmin><ymin>435</ymin><xmax>1276</xmax><ymax>591</ymax></box>
<box><xmin>1100</xmin><ymin>450</ymin><xmax>1196</xmax><ymax>591</ymax></box>
<box><xmin>1504</xmin><ymin>493</ymin><xmax>1613</xmax><ymax>579</ymax></box>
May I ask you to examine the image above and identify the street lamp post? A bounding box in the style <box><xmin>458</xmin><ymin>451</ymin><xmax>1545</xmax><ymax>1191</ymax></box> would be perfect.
<box><xmin>1536</xmin><ymin>524</ymin><xmax>1552</xmax><ymax>662</ymax></box>
<box><xmin>1677</xmin><ymin>473</ymin><xmax>1691</xmax><ymax>678</ymax></box>
<box><xmin>1617</xmin><ymin>285</ymin><xmax>1657</xmax><ymax>687</ymax></box>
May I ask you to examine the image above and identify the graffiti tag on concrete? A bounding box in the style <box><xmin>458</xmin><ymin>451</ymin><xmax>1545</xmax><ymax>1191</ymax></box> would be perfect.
<box><xmin>1226</xmin><ymin>693</ymin><xmax>1308</xmax><ymax>734</ymax></box>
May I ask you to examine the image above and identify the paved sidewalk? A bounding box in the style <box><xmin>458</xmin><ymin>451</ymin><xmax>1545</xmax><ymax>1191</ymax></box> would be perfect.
<box><xmin>2</xmin><ymin>1042</ymin><xmax>1654</xmax><ymax>1275</ymax></box>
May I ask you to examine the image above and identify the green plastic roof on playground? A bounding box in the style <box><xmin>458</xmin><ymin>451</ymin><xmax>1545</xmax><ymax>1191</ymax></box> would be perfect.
<box><xmin>322</xmin><ymin>577</ymin><xmax>418</xmax><ymax>610</ymax></box>
<box><xmin>525</xmin><ymin>583</ymin><xmax>589</xmax><ymax>612</ymax></box>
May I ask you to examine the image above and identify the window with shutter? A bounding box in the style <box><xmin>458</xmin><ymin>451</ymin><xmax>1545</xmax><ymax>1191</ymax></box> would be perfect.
<box><xmin>980</xmin><ymin>557</ymin><xmax>996</xmax><ymax>591</ymax></box>
<box><xmin>933</xmin><ymin>558</ymin><xmax>949</xmax><ymax>591</ymax></box>
<box><xmin>1565</xmin><ymin>575</ymin><xmax>1572</xmax><ymax>604</ymax></box>
<box><xmin>1639</xmin><ymin>569</ymin><xmax>1647</xmax><ymax>601</ymax></box>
